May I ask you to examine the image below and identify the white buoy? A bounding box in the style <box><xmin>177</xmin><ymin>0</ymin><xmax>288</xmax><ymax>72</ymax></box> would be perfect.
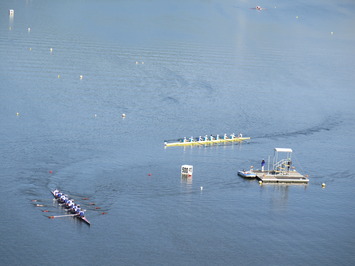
<box><xmin>79</xmin><ymin>75</ymin><xmax>83</xmax><ymax>80</ymax></box>
<box><xmin>16</xmin><ymin>112</ymin><xmax>19</xmax><ymax>116</ymax></box>
<box><xmin>200</xmin><ymin>186</ymin><xmax>203</xmax><ymax>190</ymax></box>
<box><xmin>50</xmin><ymin>48</ymin><xmax>53</xmax><ymax>53</ymax></box>
<box><xmin>296</xmin><ymin>16</ymin><xmax>299</xmax><ymax>19</ymax></box>
<box><xmin>322</xmin><ymin>183</ymin><xmax>326</xmax><ymax>188</ymax></box>
<box><xmin>57</xmin><ymin>74</ymin><xmax>61</xmax><ymax>78</ymax></box>
<box><xmin>9</xmin><ymin>9</ymin><xmax>14</xmax><ymax>16</ymax></box>
<box><xmin>28</xmin><ymin>27</ymin><xmax>31</xmax><ymax>32</ymax></box>
<box><xmin>94</xmin><ymin>114</ymin><xmax>97</xmax><ymax>117</ymax></box>
<box><xmin>122</xmin><ymin>113</ymin><xmax>126</xmax><ymax>118</ymax></box>
<box><xmin>135</xmin><ymin>61</ymin><xmax>139</xmax><ymax>64</ymax></box>
<box><xmin>259</xmin><ymin>180</ymin><xmax>263</xmax><ymax>185</ymax></box>
<box><xmin>29</xmin><ymin>47</ymin><xmax>32</xmax><ymax>51</ymax></box>
<box><xmin>331</xmin><ymin>32</ymin><xmax>334</xmax><ymax>35</ymax></box>
<box><xmin>142</xmin><ymin>61</ymin><xmax>144</xmax><ymax>64</ymax></box>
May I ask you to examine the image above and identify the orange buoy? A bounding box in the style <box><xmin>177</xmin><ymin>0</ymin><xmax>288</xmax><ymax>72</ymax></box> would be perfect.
<box><xmin>95</xmin><ymin>207</ymin><xmax>101</xmax><ymax>209</ymax></box>
<box><xmin>101</xmin><ymin>212</ymin><xmax>107</xmax><ymax>215</ymax></box>
<box><xmin>49</xmin><ymin>170</ymin><xmax>53</xmax><ymax>174</ymax></box>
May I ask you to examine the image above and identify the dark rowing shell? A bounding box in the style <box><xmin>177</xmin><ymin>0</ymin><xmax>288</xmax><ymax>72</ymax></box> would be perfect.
<box><xmin>51</xmin><ymin>190</ymin><xmax>91</xmax><ymax>226</ymax></box>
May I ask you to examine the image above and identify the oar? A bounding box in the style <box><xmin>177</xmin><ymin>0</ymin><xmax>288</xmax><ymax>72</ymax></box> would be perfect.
<box><xmin>48</xmin><ymin>214</ymin><xmax>78</xmax><ymax>219</ymax></box>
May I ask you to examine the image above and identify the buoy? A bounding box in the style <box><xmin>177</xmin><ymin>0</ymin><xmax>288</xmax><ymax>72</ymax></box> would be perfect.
<box><xmin>95</xmin><ymin>207</ymin><xmax>101</xmax><ymax>209</ymax></box>
<box><xmin>296</xmin><ymin>16</ymin><xmax>299</xmax><ymax>19</ymax></box>
<box><xmin>57</xmin><ymin>74</ymin><xmax>60</xmax><ymax>78</ymax></box>
<box><xmin>142</xmin><ymin>61</ymin><xmax>144</xmax><ymax>64</ymax></box>
<box><xmin>79</xmin><ymin>75</ymin><xmax>83</xmax><ymax>80</ymax></box>
<box><xmin>9</xmin><ymin>9</ymin><xmax>14</xmax><ymax>16</ymax></box>
<box><xmin>200</xmin><ymin>186</ymin><xmax>203</xmax><ymax>190</ymax></box>
<box><xmin>94</xmin><ymin>114</ymin><xmax>97</xmax><ymax>117</ymax></box>
<box><xmin>49</xmin><ymin>170</ymin><xmax>53</xmax><ymax>174</ymax></box>
<box><xmin>16</xmin><ymin>112</ymin><xmax>19</xmax><ymax>116</ymax></box>
<box><xmin>322</xmin><ymin>183</ymin><xmax>326</xmax><ymax>188</ymax></box>
<box><xmin>148</xmin><ymin>173</ymin><xmax>152</xmax><ymax>176</ymax></box>
<box><xmin>101</xmin><ymin>212</ymin><xmax>107</xmax><ymax>215</ymax></box>
<box><xmin>29</xmin><ymin>47</ymin><xmax>32</xmax><ymax>51</ymax></box>
<box><xmin>28</xmin><ymin>27</ymin><xmax>31</xmax><ymax>32</ymax></box>
<box><xmin>331</xmin><ymin>32</ymin><xmax>334</xmax><ymax>35</ymax></box>
<box><xmin>135</xmin><ymin>61</ymin><xmax>139</xmax><ymax>64</ymax></box>
<box><xmin>259</xmin><ymin>180</ymin><xmax>263</xmax><ymax>185</ymax></box>
<box><xmin>122</xmin><ymin>113</ymin><xmax>126</xmax><ymax>118</ymax></box>
<box><xmin>50</xmin><ymin>48</ymin><xmax>53</xmax><ymax>52</ymax></box>
<box><xmin>42</xmin><ymin>210</ymin><xmax>49</xmax><ymax>212</ymax></box>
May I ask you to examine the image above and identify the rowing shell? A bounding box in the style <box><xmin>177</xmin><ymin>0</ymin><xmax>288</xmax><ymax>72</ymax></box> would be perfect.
<box><xmin>51</xmin><ymin>190</ymin><xmax>91</xmax><ymax>226</ymax></box>
<box><xmin>164</xmin><ymin>137</ymin><xmax>250</xmax><ymax>147</ymax></box>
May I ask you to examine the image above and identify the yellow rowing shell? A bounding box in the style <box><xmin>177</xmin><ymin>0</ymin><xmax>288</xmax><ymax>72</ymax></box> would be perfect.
<box><xmin>164</xmin><ymin>137</ymin><xmax>251</xmax><ymax>147</ymax></box>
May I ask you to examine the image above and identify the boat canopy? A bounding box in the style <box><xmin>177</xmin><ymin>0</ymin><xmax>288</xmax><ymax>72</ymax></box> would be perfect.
<box><xmin>274</xmin><ymin>148</ymin><xmax>293</xmax><ymax>153</ymax></box>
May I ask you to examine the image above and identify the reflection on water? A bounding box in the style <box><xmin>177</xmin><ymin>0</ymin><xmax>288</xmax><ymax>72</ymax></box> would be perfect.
<box><xmin>259</xmin><ymin>184</ymin><xmax>308</xmax><ymax>211</ymax></box>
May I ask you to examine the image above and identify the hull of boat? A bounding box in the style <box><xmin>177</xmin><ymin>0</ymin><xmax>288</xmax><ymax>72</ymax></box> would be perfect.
<box><xmin>238</xmin><ymin>171</ymin><xmax>257</xmax><ymax>178</ymax></box>
<box><xmin>165</xmin><ymin>137</ymin><xmax>250</xmax><ymax>147</ymax></box>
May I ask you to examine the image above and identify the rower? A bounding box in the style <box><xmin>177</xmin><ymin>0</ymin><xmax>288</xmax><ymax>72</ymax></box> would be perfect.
<box><xmin>198</xmin><ymin>136</ymin><xmax>202</xmax><ymax>141</ymax></box>
<box><xmin>53</xmin><ymin>189</ymin><xmax>59</xmax><ymax>196</ymax></box>
<box><xmin>79</xmin><ymin>210</ymin><xmax>85</xmax><ymax>217</ymax></box>
<box><xmin>204</xmin><ymin>135</ymin><xmax>208</xmax><ymax>141</ymax></box>
<box><xmin>210</xmin><ymin>135</ymin><xmax>213</xmax><ymax>141</ymax></box>
<box><xmin>183</xmin><ymin>137</ymin><xmax>187</xmax><ymax>143</ymax></box>
<box><xmin>57</xmin><ymin>192</ymin><xmax>62</xmax><ymax>198</ymax></box>
<box><xmin>239</xmin><ymin>133</ymin><xmax>243</xmax><ymax>138</ymax></box>
<box><xmin>216</xmin><ymin>134</ymin><xmax>219</xmax><ymax>140</ymax></box>
<box><xmin>76</xmin><ymin>205</ymin><xmax>81</xmax><ymax>213</ymax></box>
<box><xmin>189</xmin><ymin>136</ymin><xmax>194</xmax><ymax>142</ymax></box>
<box><xmin>224</xmin><ymin>133</ymin><xmax>227</xmax><ymax>139</ymax></box>
<box><xmin>231</xmin><ymin>133</ymin><xmax>235</xmax><ymax>139</ymax></box>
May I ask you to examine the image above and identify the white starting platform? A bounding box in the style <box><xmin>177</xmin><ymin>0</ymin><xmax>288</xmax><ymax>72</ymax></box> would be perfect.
<box><xmin>255</xmin><ymin>170</ymin><xmax>309</xmax><ymax>183</ymax></box>
<box><xmin>255</xmin><ymin>148</ymin><xmax>309</xmax><ymax>184</ymax></box>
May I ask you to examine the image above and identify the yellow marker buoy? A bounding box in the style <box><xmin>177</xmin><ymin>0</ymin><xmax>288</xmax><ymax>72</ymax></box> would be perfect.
<box><xmin>259</xmin><ymin>180</ymin><xmax>263</xmax><ymax>185</ymax></box>
<box><xmin>322</xmin><ymin>183</ymin><xmax>326</xmax><ymax>188</ymax></box>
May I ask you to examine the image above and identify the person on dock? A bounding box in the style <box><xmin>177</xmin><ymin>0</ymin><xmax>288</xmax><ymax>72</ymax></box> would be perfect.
<box><xmin>287</xmin><ymin>159</ymin><xmax>292</xmax><ymax>171</ymax></box>
<box><xmin>261</xmin><ymin>160</ymin><xmax>265</xmax><ymax>172</ymax></box>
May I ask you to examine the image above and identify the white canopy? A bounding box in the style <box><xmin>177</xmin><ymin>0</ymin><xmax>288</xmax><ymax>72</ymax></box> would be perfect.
<box><xmin>274</xmin><ymin>148</ymin><xmax>293</xmax><ymax>153</ymax></box>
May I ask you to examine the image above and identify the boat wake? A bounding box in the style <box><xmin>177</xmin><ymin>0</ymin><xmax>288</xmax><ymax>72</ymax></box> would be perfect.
<box><xmin>254</xmin><ymin>115</ymin><xmax>342</xmax><ymax>140</ymax></box>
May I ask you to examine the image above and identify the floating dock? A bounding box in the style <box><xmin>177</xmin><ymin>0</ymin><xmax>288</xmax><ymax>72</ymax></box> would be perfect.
<box><xmin>241</xmin><ymin>148</ymin><xmax>309</xmax><ymax>184</ymax></box>
<box><xmin>254</xmin><ymin>170</ymin><xmax>309</xmax><ymax>184</ymax></box>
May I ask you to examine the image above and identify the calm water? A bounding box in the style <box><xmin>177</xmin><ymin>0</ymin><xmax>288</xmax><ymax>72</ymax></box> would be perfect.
<box><xmin>1</xmin><ymin>0</ymin><xmax>355</xmax><ymax>265</ymax></box>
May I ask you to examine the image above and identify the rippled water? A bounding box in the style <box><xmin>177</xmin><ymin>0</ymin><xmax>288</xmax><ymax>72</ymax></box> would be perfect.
<box><xmin>1</xmin><ymin>0</ymin><xmax>355</xmax><ymax>265</ymax></box>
